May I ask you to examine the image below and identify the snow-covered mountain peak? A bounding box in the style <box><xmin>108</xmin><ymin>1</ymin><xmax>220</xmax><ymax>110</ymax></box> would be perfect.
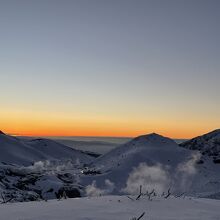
<box><xmin>132</xmin><ymin>132</ymin><xmax>161</xmax><ymax>141</ymax></box>
<box><xmin>130</xmin><ymin>133</ymin><xmax>176</xmax><ymax>147</ymax></box>
<box><xmin>90</xmin><ymin>132</ymin><xmax>187</xmax><ymax>177</ymax></box>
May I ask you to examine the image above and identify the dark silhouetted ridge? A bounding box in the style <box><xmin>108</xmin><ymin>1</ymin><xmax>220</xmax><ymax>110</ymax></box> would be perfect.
<box><xmin>0</xmin><ymin>130</ymin><xmax>6</xmax><ymax>135</ymax></box>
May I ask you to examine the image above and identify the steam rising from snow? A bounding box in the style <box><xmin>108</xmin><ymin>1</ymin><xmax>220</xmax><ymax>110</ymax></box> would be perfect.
<box><xmin>20</xmin><ymin>159</ymin><xmax>81</xmax><ymax>174</ymax></box>
<box><xmin>175</xmin><ymin>152</ymin><xmax>201</xmax><ymax>191</ymax></box>
<box><xmin>15</xmin><ymin>152</ymin><xmax>201</xmax><ymax>198</ymax></box>
<box><xmin>122</xmin><ymin>163</ymin><xmax>170</xmax><ymax>195</ymax></box>
<box><xmin>86</xmin><ymin>179</ymin><xmax>115</xmax><ymax>197</ymax></box>
<box><xmin>122</xmin><ymin>152</ymin><xmax>201</xmax><ymax>195</ymax></box>
<box><xmin>177</xmin><ymin>152</ymin><xmax>201</xmax><ymax>175</ymax></box>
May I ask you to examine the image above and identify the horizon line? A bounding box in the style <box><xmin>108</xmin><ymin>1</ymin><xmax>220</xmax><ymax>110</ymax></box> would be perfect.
<box><xmin>8</xmin><ymin>133</ymin><xmax>188</xmax><ymax>140</ymax></box>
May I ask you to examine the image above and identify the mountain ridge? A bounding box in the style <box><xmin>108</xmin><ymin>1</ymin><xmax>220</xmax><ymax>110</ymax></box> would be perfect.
<box><xmin>0</xmin><ymin>131</ymin><xmax>92</xmax><ymax>165</ymax></box>
<box><xmin>180</xmin><ymin>129</ymin><xmax>220</xmax><ymax>163</ymax></box>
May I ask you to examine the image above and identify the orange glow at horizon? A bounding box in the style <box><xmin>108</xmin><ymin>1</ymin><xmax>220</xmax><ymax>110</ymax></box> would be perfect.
<box><xmin>1</xmin><ymin>117</ymin><xmax>218</xmax><ymax>139</ymax></box>
<box><xmin>1</xmin><ymin>109</ymin><xmax>219</xmax><ymax>139</ymax></box>
<box><xmin>3</xmin><ymin>126</ymin><xmax>217</xmax><ymax>139</ymax></box>
<box><xmin>0</xmin><ymin>0</ymin><xmax>219</xmax><ymax>142</ymax></box>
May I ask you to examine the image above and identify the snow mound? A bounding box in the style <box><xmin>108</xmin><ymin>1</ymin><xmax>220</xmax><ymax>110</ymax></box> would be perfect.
<box><xmin>80</xmin><ymin>133</ymin><xmax>220</xmax><ymax>198</ymax></box>
<box><xmin>91</xmin><ymin>133</ymin><xmax>190</xmax><ymax>172</ymax></box>
<box><xmin>81</xmin><ymin>133</ymin><xmax>197</xmax><ymax>195</ymax></box>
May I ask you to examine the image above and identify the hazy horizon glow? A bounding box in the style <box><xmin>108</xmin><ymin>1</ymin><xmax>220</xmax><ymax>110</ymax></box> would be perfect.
<box><xmin>0</xmin><ymin>0</ymin><xmax>219</xmax><ymax>139</ymax></box>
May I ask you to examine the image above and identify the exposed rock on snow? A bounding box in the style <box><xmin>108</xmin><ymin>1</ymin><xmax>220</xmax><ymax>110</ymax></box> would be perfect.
<box><xmin>180</xmin><ymin>129</ymin><xmax>220</xmax><ymax>162</ymax></box>
<box><xmin>0</xmin><ymin>161</ymin><xmax>84</xmax><ymax>202</ymax></box>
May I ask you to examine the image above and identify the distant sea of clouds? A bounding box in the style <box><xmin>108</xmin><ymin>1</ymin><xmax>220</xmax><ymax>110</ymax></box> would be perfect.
<box><xmin>49</xmin><ymin>136</ymin><xmax>187</xmax><ymax>155</ymax></box>
<box><xmin>19</xmin><ymin>135</ymin><xmax>187</xmax><ymax>155</ymax></box>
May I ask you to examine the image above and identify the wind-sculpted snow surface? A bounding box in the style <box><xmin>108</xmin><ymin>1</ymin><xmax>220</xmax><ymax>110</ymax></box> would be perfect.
<box><xmin>0</xmin><ymin>195</ymin><xmax>220</xmax><ymax>220</ymax></box>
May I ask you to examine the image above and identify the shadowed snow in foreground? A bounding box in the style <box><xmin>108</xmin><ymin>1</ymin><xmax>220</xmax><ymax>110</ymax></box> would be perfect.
<box><xmin>0</xmin><ymin>196</ymin><xmax>220</xmax><ymax>220</ymax></box>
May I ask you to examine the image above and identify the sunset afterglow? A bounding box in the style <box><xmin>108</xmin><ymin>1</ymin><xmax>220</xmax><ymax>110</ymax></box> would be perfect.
<box><xmin>0</xmin><ymin>1</ymin><xmax>219</xmax><ymax>138</ymax></box>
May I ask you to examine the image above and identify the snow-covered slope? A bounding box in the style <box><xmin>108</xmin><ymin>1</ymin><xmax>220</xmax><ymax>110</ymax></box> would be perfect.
<box><xmin>0</xmin><ymin>195</ymin><xmax>220</xmax><ymax>220</ymax></box>
<box><xmin>1</xmin><ymin>131</ymin><xmax>220</xmax><ymax>202</ymax></box>
<box><xmin>81</xmin><ymin>133</ymin><xmax>220</xmax><ymax>198</ymax></box>
<box><xmin>91</xmin><ymin>133</ymin><xmax>191</xmax><ymax>172</ymax></box>
<box><xmin>0</xmin><ymin>132</ymin><xmax>92</xmax><ymax>165</ymax></box>
<box><xmin>180</xmin><ymin>129</ymin><xmax>220</xmax><ymax>163</ymax></box>
<box><xmin>81</xmin><ymin>134</ymin><xmax>198</xmax><ymax>194</ymax></box>
<box><xmin>24</xmin><ymin>138</ymin><xmax>92</xmax><ymax>163</ymax></box>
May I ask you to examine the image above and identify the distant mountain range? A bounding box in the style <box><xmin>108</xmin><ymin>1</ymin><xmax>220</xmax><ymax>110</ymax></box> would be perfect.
<box><xmin>0</xmin><ymin>129</ymin><xmax>220</xmax><ymax>202</ymax></box>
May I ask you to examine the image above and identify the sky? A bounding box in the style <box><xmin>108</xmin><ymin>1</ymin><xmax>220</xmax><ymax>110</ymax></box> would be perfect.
<box><xmin>0</xmin><ymin>0</ymin><xmax>219</xmax><ymax>138</ymax></box>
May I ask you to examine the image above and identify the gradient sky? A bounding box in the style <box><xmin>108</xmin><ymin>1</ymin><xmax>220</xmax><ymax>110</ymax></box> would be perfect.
<box><xmin>0</xmin><ymin>0</ymin><xmax>219</xmax><ymax>138</ymax></box>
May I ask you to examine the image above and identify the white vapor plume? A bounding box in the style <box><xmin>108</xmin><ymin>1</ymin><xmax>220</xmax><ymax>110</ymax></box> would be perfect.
<box><xmin>174</xmin><ymin>152</ymin><xmax>201</xmax><ymax>191</ymax></box>
<box><xmin>86</xmin><ymin>179</ymin><xmax>115</xmax><ymax>197</ymax></box>
<box><xmin>122</xmin><ymin>163</ymin><xmax>170</xmax><ymax>195</ymax></box>
<box><xmin>177</xmin><ymin>152</ymin><xmax>201</xmax><ymax>175</ymax></box>
<box><xmin>122</xmin><ymin>152</ymin><xmax>201</xmax><ymax>195</ymax></box>
<box><xmin>19</xmin><ymin>159</ymin><xmax>81</xmax><ymax>174</ymax></box>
